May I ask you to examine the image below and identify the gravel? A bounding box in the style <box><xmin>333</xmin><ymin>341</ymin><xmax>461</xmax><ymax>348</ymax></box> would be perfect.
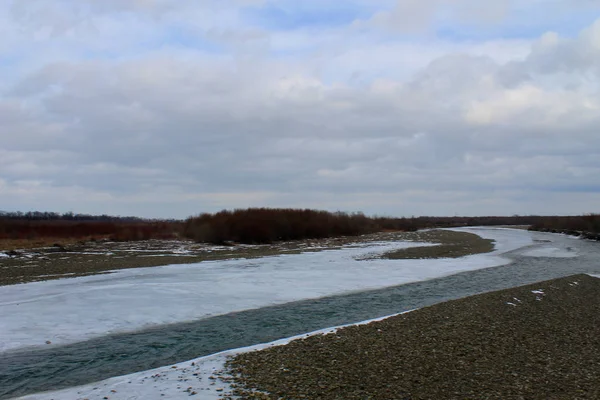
<box><xmin>225</xmin><ymin>274</ymin><xmax>600</xmax><ymax>400</ymax></box>
<box><xmin>379</xmin><ymin>230</ymin><xmax>494</xmax><ymax>260</ymax></box>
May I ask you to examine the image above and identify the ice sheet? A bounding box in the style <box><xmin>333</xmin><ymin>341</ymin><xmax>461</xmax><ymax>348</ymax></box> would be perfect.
<box><xmin>0</xmin><ymin>227</ymin><xmax>534</xmax><ymax>352</ymax></box>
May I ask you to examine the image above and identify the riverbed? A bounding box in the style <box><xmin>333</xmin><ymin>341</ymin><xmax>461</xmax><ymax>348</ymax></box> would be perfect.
<box><xmin>2</xmin><ymin>227</ymin><xmax>599</xmax><ymax>399</ymax></box>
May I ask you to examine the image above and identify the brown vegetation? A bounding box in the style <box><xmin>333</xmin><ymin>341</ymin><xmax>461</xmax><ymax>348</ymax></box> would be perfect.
<box><xmin>182</xmin><ymin>209</ymin><xmax>559</xmax><ymax>245</ymax></box>
<box><xmin>185</xmin><ymin>209</ymin><xmax>378</xmax><ymax>244</ymax></box>
<box><xmin>0</xmin><ymin>212</ymin><xmax>183</xmax><ymax>248</ymax></box>
<box><xmin>528</xmin><ymin>214</ymin><xmax>600</xmax><ymax>239</ymax></box>
<box><xmin>183</xmin><ymin>208</ymin><xmax>426</xmax><ymax>245</ymax></box>
<box><xmin>4</xmin><ymin>208</ymin><xmax>599</xmax><ymax>249</ymax></box>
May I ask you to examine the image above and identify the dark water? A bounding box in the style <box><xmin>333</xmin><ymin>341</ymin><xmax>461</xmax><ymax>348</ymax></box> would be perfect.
<box><xmin>1</xmin><ymin>232</ymin><xmax>599</xmax><ymax>399</ymax></box>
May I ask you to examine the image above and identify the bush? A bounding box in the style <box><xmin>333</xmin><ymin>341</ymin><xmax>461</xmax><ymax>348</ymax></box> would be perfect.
<box><xmin>183</xmin><ymin>208</ymin><xmax>435</xmax><ymax>245</ymax></box>
<box><xmin>529</xmin><ymin>214</ymin><xmax>600</xmax><ymax>234</ymax></box>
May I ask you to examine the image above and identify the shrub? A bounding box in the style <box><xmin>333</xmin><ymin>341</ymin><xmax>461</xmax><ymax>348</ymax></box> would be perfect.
<box><xmin>184</xmin><ymin>208</ymin><xmax>407</xmax><ymax>245</ymax></box>
<box><xmin>529</xmin><ymin>214</ymin><xmax>600</xmax><ymax>234</ymax></box>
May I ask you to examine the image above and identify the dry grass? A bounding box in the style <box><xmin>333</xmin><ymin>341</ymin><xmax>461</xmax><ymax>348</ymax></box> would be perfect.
<box><xmin>0</xmin><ymin>237</ymin><xmax>110</xmax><ymax>252</ymax></box>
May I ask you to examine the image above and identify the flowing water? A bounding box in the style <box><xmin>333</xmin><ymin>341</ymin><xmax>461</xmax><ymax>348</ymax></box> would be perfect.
<box><xmin>1</xmin><ymin>231</ymin><xmax>599</xmax><ymax>399</ymax></box>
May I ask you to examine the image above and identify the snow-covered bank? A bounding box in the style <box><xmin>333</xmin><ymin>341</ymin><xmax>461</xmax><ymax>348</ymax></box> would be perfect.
<box><xmin>0</xmin><ymin>228</ymin><xmax>532</xmax><ymax>352</ymax></box>
<box><xmin>16</xmin><ymin>312</ymin><xmax>411</xmax><ymax>400</ymax></box>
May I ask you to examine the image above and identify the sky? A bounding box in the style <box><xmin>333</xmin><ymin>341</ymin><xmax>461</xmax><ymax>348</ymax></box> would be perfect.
<box><xmin>1</xmin><ymin>0</ymin><xmax>599</xmax><ymax>219</ymax></box>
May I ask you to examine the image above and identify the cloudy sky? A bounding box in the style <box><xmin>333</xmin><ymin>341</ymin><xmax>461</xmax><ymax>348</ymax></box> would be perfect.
<box><xmin>1</xmin><ymin>0</ymin><xmax>600</xmax><ymax>219</ymax></box>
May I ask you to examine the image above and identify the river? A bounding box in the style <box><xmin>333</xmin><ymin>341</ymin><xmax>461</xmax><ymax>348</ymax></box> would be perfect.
<box><xmin>1</xmin><ymin>228</ymin><xmax>599</xmax><ymax>399</ymax></box>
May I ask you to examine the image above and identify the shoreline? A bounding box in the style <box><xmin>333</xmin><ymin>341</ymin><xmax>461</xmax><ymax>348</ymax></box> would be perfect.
<box><xmin>0</xmin><ymin>229</ymin><xmax>494</xmax><ymax>286</ymax></box>
<box><xmin>226</xmin><ymin>273</ymin><xmax>600</xmax><ymax>399</ymax></box>
<box><xmin>14</xmin><ymin>312</ymin><xmax>417</xmax><ymax>400</ymax></box>
<box><xmin>16</xmin><ymin>273</ymin><xmax>600</xmax><ymax>400</ymax></box>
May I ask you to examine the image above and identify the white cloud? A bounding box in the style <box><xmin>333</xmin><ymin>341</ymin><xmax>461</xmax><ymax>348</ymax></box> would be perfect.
<box><xmin>356</xmin><ymin>0</ymin><xmax>511</xmax><ymax>33</ymax></box>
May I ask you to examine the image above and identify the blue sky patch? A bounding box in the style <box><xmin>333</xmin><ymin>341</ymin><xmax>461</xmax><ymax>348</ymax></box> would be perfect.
<box><xmin>243</xmin><ymin>1</ymin><xmax>375</xmax><ymax>31</ymax></box>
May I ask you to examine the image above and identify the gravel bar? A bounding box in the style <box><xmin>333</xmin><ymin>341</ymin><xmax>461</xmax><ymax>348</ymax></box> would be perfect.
<box><xmin>379</xmin><ymin>230</ymin><xmax>494</xmax><ymax>260</ymax></box>
<box><xmin>225</xmin><ymin>274</ymin><xmax>600</xmax><ymax>400</ymax></box>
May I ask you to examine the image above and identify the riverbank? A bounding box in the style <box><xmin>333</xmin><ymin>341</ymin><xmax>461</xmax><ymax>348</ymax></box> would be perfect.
<box><xmin>15</xmin><ymin>273</ymin><xmax>600</xmax><ymax>400</ymax></box>
<box><xmin>226</xmin><ymin>274</ymin><xmax>600</xmax><ymax>399</ymax></box>
<box><xmin>0</xmin><ymin>230</ymin><xmax>494</xmax><ymax>286</ymax></box>
<box><xmin>379</xmin><ymin>229</ymin><xmax>494</xmax><ymax>259</ymax></box>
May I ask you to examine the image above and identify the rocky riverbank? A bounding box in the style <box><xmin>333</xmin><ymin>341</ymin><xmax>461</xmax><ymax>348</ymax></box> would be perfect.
<box><xmin>225</xmin><ymin>274</ymin><xmax>600</xmax><ymax>399</ymax></box>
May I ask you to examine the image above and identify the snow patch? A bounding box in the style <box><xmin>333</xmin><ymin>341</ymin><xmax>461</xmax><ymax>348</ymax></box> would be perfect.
<box><xmin>172</xmin><ymin>247</ymin><xmax>192</xmax><ymax>255</ymax></box>
<box><xmin>531</xmin><ymin>289</ymin><xmax>545</xmax><ymax>301</ymax></box>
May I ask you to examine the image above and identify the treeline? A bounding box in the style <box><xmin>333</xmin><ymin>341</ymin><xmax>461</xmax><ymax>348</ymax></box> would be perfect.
<box><xmin>182</xmin><ymin>208</ymin><xmax>553</xmax><ymax>245</ymax></box>
<box><xmin>0</xmin><ymin>217</ymin><xmax>183</xmax><ymax>242</ymax></box>
<box><xmin>184</xmin><ymin>208</ymin><xmax>389</xmax><ymax>244</ymax></box>
<box><xmin>528</xmin><ymin>214</ymin><xmax>600</xmax><ymax>239</ymax></box>
<box><xmin>0</xmin><ymin>211</ymin><xmax>177</xmax><ymax>222</ymax></box>
<box><xmin>4</xmin><ymin>208</ymin><xmax>599</xmax><ymax>245</ymax></box>
<box><xmin>413</xmin><ymin>215</ymin><xmax>544</xmax><ymax>228</ymax></box>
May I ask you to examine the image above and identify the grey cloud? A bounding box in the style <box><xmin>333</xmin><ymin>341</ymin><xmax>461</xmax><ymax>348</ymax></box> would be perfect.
<box><xmin>357</xmin><ymin>0</ymin><xmax>512</xmax><ymax>33</ymax></box>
